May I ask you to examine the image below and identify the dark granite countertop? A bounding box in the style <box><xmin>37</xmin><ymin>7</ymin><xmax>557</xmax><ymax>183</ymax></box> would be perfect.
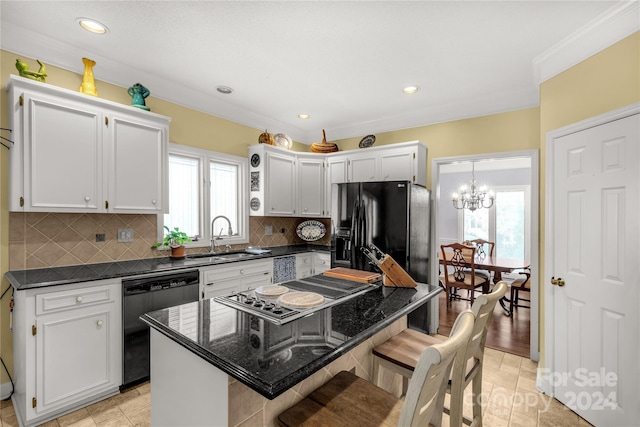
<box><xmin>6</xmin><ymin>244</ymin><xmax>329</xmax><ymax>290</ymax></box>
<box><xmin>140</xmin><ymin>281</ymin><xmax>441</xmax><ymax>399</ymax></box>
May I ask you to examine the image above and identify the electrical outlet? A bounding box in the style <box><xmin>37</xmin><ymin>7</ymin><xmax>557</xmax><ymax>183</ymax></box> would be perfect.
<box><xmin>265</xmin><ymin>225</ymin><xmax>273</xmax><ymax>236</ymax></box>
<box><xmin>96</xmin><ymin>233</ymin><xmax>105</xmax><ymax>242</ymax></box>
<box><xmin>117</xmin><ymin>228</ymin><xmax>134</xmax><ymax>243</ymax></box>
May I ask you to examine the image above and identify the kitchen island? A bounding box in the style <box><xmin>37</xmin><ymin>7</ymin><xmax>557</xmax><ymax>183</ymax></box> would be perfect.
<box><xmin>141</xmin><ymin>280</ymin><xmax>441</xmax><ymax>426</ymax></box>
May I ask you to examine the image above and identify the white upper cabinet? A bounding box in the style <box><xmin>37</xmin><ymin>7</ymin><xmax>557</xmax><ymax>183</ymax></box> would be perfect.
<box><xmin>330</xmin><ymin>141</ymin><xmax>427</xmax><ymax>186</ymax></box>
<box><xmin>248</xmin><ymin>141</ymin><xmax>426</xmax><ymax>218</ymax></box>
<box><xmin>349</xmin><ymin>151</ymin><xmax>378</xmax><ymax>182</ymax></box>
<box><xmin>105</xmin><ymin>113</ymin><xmax>166</xmax><ymax>213</ymax></box>
<box><xmin>249</xmin><ymin>145</ymin><xmax>327</xmax><ymax>217</ymax></box>
<box><xmin>6</xmin><ymin>75</ymin><xmax>169</xmax><ymax>213</ymax></box>
<box><xmin>266</xmin><ymin>149</ymin><xmax>297</xmax><ymax>216</ymax></box>
<box><xmin>297</xmin><ymin>154</ymin><xmax>326</xmax><ymax>217</ymax></box>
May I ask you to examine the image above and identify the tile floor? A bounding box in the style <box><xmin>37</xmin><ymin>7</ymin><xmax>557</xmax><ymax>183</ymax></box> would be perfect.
<box><xmin>0</xmin><ymin>349</ymin><xmax>594</xmax><ymax>427</ymax></box>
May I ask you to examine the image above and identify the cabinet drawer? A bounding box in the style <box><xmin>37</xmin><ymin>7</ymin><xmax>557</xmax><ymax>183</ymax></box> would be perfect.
<box><xmin>35</xmin><ymin>285</ymin><xmax>115</xmax><ymax>316</ymax></box>
<box><xmin>202</xmin><ymin>260</ymin><xmax>272</xmax><ymax>285</ymax></box>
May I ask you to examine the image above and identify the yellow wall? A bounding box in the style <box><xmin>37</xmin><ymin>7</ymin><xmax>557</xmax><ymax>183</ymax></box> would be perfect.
<box><xmin>332</xmin><ymin>108</ymin><xmax>540</xmax><ymax>189</ymax></box>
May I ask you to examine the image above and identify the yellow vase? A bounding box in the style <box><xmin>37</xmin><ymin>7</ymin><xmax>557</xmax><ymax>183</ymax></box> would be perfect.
<box><xmin>79</xmin><ymin>58</ymin><xmax>98</xmax><ymax>97</ymax></box>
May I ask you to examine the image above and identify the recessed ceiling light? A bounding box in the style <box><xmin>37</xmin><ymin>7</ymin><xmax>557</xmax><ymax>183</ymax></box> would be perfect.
<box><xmin>216</xmin><ymin>86</ymin><xmax>233</xmax><ymax>94</ymax></box>
<box><xmin>402</xmin><ymin>86</ymin><xmax>420</xmax><ymax>94</ymax></box>
<box><xmin>77</xmin><ymin>18</ymin><xmax>108</xmax><ymax>34</ymax></box>
<box><xmin>298</xmin><ymin>114</ymin><xmax>310</xmax><ymax>119</ymax></box>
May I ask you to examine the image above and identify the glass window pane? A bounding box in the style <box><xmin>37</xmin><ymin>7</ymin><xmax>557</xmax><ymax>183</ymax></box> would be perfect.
<box><xmin>495</xmin><ymin>191</ymin><xmax>525</xmax><ymax>259</ymax></box>
<box><xmin>210</xmin><ymin>160</ymin><xmax>238</xmax><ymax>237</ymax></box>
<box><xmin>463</xmin><ymin>209</ymin><xmax>489</xmax><ymax>242</ymax></box>
<box><xmin>164</xmin><ymin>154</ymin><xmax>200</xmax><ymax>237</ymax></box>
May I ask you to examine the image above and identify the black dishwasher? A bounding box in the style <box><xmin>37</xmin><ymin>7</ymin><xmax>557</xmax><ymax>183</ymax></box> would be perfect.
<box><xmin>122</xmin><ymin>270</ymin><xmax>199</xmax><ymax>389</ymax></box>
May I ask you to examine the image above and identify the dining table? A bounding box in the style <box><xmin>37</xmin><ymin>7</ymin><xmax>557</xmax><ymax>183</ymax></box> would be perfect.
<box><xmin>438</xmin><ymin>251</ymin><xmax>530</xmax><ymax>313</ymax></box>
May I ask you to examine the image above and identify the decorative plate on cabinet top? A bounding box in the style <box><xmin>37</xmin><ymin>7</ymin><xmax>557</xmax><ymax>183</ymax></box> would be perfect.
<box><xmin>273</xmin><ymin>133</ymin><xmax>293</xmax><ymax>149</ymax></box>
<box><xmin>296</xmin><ymin>220</ymin><xmax>326</xmax><ymax>242</ymax></box>
<box><xmin>358</xmin><ymin>134</ymin><xmax>376</xmax><ymax>148</ymax></box>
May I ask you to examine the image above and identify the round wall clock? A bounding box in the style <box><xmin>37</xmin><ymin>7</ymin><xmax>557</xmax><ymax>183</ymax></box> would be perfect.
<box><xmin>251</xmin><ymin>153</ymin><xmax>261</xmax><ymax>168</ymax></box>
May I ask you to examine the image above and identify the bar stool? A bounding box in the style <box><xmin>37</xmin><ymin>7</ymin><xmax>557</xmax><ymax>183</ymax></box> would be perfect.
<box><xmin>372</xmin><ymin>281</ymin><xmax>507</xmax><ymax>427</ymax></box>
<box><xmin>277</xmin><ymin>310</ymin><xmax>476</xmax><ymax>427</ymax></box>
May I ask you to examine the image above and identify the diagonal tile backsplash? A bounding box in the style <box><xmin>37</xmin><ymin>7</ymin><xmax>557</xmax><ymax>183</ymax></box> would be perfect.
<box><xmin>9</xmin><ymin>213</ymin><xmax>331</xmax><ymax>270</ymax></box>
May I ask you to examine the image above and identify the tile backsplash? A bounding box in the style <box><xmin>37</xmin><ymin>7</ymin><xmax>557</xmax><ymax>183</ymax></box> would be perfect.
<box><xmin>8</xmin><ymin>213</ymin><xmax>330</xmax><ymax>270</ymax></box>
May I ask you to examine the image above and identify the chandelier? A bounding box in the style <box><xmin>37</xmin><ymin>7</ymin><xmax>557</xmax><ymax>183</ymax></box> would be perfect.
<box><xmin>452</xmin><ymin>162</ymin><xmax>494</xmax><ymax>212</ymax></box>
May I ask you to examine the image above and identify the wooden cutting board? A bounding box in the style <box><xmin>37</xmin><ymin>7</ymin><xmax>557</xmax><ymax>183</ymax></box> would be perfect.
<box><xmin>323</xmin><ymin>267</ymin><xmax>382</xmax><ymax>283</ymax></box>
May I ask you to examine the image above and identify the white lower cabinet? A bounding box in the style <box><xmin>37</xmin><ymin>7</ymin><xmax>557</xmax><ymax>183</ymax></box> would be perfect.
<box><xmin>12</xmin><ymin>280</ymin><xmax>122</xmax><ymax>427</ymax></box>
<box><xmin>200</xmin><ymin>259</ymin><xmax>273</xmax><ymax>299</ymax></box>
<box><xmin>312</xmin><ymin>252</ymin><xmax>331</xmax><ymax>275</ymax></box>
<box><xmin>296</xmin><ymin>254</ymin><xmax>313</xmax><ymax>279</ymax></box>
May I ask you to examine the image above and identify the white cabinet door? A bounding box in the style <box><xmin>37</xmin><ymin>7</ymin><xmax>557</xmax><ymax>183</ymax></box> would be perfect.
<box><xmin>297</xmin><ymin>156</ymin><xmax>325</xmax><ymax>217</ymax></box>
<box><xmin>327</xmin><ymin>155</ymin><xmax>348</xmax><ymax>184</ymax></box>
<box><xmin>379</xmin><ymin>148</ymin><xmax>416</xmax><ymax>182</ymax></box>
<box><xmin>296</xmin><ymin>254</ymin><xmax>313</xmax><ymax>279</ymax></box>
<box><xmin>349</xmin><ymin>154</ymin><xmax>377</xmax><ymax>182</ymax></box>
<box><xmin>243</xmin><ymin>273</ymin><xmax>272</xmax><ymax>292</ymax></box>
<box><xmin>266</xmin><ymin>151</ymin><xmax>296</xmax><ymax>216</ymax></box>
<box><xmin>312</xmin><ymin>252</ymin><xmax>331</xmax><ymax>274</ymax></box>
<box><xmin>36</xmin><ymin>306</ymin><xmax>113</xmax><ymax>415</ymax></box>
<box><xmin>21</xmin><ymin>91</ymin><xmax>102</xmax><ymax>211</ymax></box>
<box><xmin>201</xmin><ymin>260</ymin><xmax>273</xmax><ymax>299</ymax></box>
<box><xmin>203</xmin><ymin>278</ymin><xmax>242</xmax><ymax>300</ymax></box>
<box><xmin>105</xmin><ymin>113</ymin><xmax>166</xmax><ymax>213</ymax></box>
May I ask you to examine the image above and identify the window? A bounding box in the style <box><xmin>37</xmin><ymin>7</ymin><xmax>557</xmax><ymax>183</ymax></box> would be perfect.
<box><xmin>159</xmin><ymin>143</ymin><xmax>248</xmax><ymax>248</ymax></box>
<box><xmin>460</xmin><ymin>185</ymin><xmax>530</xmax><ymax>259</ymax></box>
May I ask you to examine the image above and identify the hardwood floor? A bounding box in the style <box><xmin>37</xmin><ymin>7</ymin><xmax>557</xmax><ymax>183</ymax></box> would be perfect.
<box><xmin>437</xmin><ymin>290</ymin><xmax>531</xmax><ymax>358</ymax></box>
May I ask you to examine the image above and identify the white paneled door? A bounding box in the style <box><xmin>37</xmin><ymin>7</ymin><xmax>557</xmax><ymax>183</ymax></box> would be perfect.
<box><xmin>550</xmin><ymin>112</ymin><xmax>639</xmax><ymax>426</ymax></box>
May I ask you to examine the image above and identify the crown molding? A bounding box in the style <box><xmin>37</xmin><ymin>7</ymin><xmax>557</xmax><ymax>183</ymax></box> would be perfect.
<box><xmin>533</xmin><ymin>1</ymin><xmax>640</xmax><ymax>85</ymax></box>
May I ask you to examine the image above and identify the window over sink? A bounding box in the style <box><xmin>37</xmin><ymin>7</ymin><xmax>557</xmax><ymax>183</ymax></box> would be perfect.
<box><xmin>159</xmin><ymin>143</ymin><xmax>249</xmax><ymax>248</ymax></box>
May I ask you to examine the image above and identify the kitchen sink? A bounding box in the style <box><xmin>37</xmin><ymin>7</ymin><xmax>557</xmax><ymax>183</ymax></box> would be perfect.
<box><xmin>222</xmin><ymin>252</ymin><xmax>255</xmax><ymax>259</ymax></box>
<box><xmin>185</xmin><ymin>253</ymin><xmax>227</xmax><ymax>261</ymax></box>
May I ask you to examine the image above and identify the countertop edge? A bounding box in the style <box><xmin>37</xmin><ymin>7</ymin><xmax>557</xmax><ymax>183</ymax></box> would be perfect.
<box><xmin>140</xmin><ymin>286</ymin><xmax>441</xmax><ymax>399</ymax></box>
<box><xmin>7</xmin><ymin>244</ymin><xmax>330</xmax><ymax>290</ymax></box>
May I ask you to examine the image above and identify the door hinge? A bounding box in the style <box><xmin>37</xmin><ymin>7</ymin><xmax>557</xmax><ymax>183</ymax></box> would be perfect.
<box><xmin>32</xmin><ymin>325</ymin><xmax>36</xmax><ymax>336</ymax></box>
<box><xmin>19</xmin><ymin>95</ymin><xmax>24</xmax><ymax>106</ymax></box>
<box><xmin>20</xmin><ymin>196</ymin><xmax>24</xmax><ymax>207</ymax></box>
<box><xmin>201</xmin><ymin>291</ymin><xmax>204</xmax><ymax>299</ymax></box>
<box><xmin>32</xmin><ymin>397</ymin><xmax>37</xmax><ymax>408</ymax></box>
<box><xmin>413</xmin><ymin>175</ymin><xmax>416</xmax><ymax>182</ymax></box>
<box><xmin>105</xmin><ymin>200</ymin><xmax>109</xmax><ymax>209</ymax></box>
<box><xmin>105</xmin><ymin>116</ymin><xmax>109</xmax><ymax>126</ymax></box>
<box><xmin>413</xmin><ymin>152</ymin><xmax>416</xmax><ymax>159</ymax></box>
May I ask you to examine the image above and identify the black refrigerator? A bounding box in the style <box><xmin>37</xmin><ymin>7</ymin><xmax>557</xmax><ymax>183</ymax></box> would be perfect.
<box><xmin>330</xmin><ymin>181</ymin><xmax>432</xmax><ymax>332</ymax></box>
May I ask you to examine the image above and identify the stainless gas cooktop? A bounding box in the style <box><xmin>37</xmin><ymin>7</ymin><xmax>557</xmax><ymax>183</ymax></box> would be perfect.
<box><xmin>214</xmin><ymin>276</ymin><xmax>377</xmax><ymax>325</ymax></box>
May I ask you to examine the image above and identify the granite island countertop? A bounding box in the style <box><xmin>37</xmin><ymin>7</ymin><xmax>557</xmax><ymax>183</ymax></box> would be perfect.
<box><xmin>140</xmin><ymin>280</ymin><xmax>441</xmax><ymax>399</ymax></box>
<box><xmin>5</xmin><ymin>244</ymin><xmax>329</xmax><ymax>290</ymax></box>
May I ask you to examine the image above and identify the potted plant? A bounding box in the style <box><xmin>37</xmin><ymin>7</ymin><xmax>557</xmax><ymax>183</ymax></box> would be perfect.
<box><xmin>152</xmin><ymin>226</ymin><xmax>192</xmax><ymax>259</ymax></box>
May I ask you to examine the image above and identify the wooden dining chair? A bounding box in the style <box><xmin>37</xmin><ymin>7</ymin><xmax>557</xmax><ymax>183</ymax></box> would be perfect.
<box><xmin>277</xmin><ymin>310</ymin><xmax>476</xmax><ymax>427</ymax></box>
<box><xmin>506</xmin><ymin>268</ymin><xmax>531</xmax><ymax>316</ymax></box>
<box><xmin>469</xmin><ymin>238</ymin><xmax>495</xmax><ymax>280</ymax></box>
<box><xmin>441</xmin><ymin>243</ymin><xmax>490</xmax><ymax>305</ymax></box>
<box><xmin>371</xmin><ymin>281</ymin><xmax>507</xmax><ymax>427</ymax></box>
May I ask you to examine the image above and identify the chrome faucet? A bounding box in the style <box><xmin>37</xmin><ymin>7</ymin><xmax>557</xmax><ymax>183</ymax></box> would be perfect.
<box><xmin>211</xmin><ymin>215</ymin><xmax>233</xmax><ymax>252</ymax></box>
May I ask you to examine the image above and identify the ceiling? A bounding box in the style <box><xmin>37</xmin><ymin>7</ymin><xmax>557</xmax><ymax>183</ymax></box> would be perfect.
<box><xmin>0</xmin><ymin>1</ymin><xmax>624</xmax><ymax>144</ymax></box>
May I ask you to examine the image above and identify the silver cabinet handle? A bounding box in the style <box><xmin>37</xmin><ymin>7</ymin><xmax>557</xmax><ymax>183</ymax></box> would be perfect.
<box><xmin>96</xmin><ymin>320</ymin><xmax>103</xmax><ymax>327</ymax></box>
<box><xmin>76</xmin><ymin>296</ymin><xmax>83</xmax><ymax>303</ymax></box>
<box><xmin>152</xmin><ymin>199</ymin><xmax>157</xmax><ymax>205</ymax></box>
<box><xmin>85</xmin><ymin>196</ymin><xmax>90</xmax><ymax>202</ymax></box>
